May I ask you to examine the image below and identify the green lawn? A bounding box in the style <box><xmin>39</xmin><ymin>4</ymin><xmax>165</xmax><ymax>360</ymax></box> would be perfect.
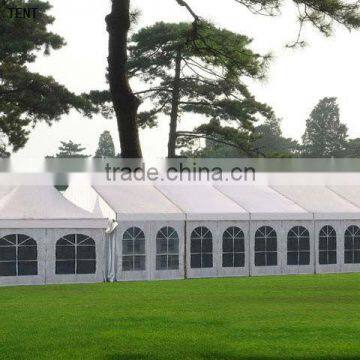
<box><xmin>1</xmin><ymin>274</ymin><xmax>360</xmax><ymax>359</ymax></box>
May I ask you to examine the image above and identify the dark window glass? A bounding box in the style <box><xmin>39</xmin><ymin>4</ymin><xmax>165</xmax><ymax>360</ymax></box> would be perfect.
<box><xmin>156</xmin><ymin>227</ymin><xmax>179</xmax><ymax>270</ymax></box>
<box><xmin>344</xmin><ymin>226</ymin><xmax>360</xmax><ymax>264</ymax></box>
<box><xmin>122</xmin><ymin>228</ymin><xmax>146</xmax><ymax>272</ymax></box>
<box><xmin>190</xmin><ymin>227</ymin><xmax>213</xmax><ymax>269</ymax></box>
<box><xmin>134</xmin><ymin>256</ymin><xmax>146</xmax><ymax>271</ymax></box>
<box><xmin>299</xmin><ymin>252</ymin><xmax>310</xmax><ymax>265</ymax></box>
<box><xmin>168</xmin><ymin>255</ymin><xmax>179</xmax><ymax>270</ymax></box>
<box><xmin>56</xmin><ymin>234</ymin><xmax>96</xmax><ymax>275</ymax></box>
<box><xmin>191</xmin><ymin>254</ymin><xmax>202</xmax><ymax>268</ymax></box>
<box><xmin>319</xmin><ymin>226</ymin><xmax>337</xmax><ymax>265</ymax></box>
<box><xmin>0</xmin><ymin>235</ymin><xmax>38</xmax><ymax>277</ymax></box>
<box><xmin>18</xmin><ymin>261</ymin><xmax>38</xmax><ymax>276</ymax></box>
<box><xmin>56</xmin><ymin>260</ymin><xmax>75</xmax><ymax>275</ymax></box>
<box><xmin>234</xmin><ymin>253</ymin><xmax>245</xmax><ymax>267</ymax></box>
<box><xmin>0</xmin><ymin>262</ymin><xmax>16</xmax><ymax>276</ymax></box>
<box><xmin>222</xmin><ymin>227</ymin><xmax>245</xmax><ymax>268</ymax></box>
<box><xmin>77</xmin><ymin>260</ymin><xmax>96</xmax><ymax>274</ymax></box>
<box><xmin>255</xmin><ymin>227</ymin><xmax>277</xmax><ymax>267</ymax></box>
<box><xmin>287</xmin><ymin>227</ymin><xmax>310</xmax><ymax>266</ymax></box>
<box><xmin>255</xmin><ymin>252</ymin><xmax>266</xmax><ymax>267</ymax></box>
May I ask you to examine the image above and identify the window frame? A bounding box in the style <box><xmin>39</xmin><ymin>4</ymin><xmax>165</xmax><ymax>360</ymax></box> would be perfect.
<box><xmin>254</xmin><ymin>226</ymin><xmax>277</xmax><ymax>267</ymax></box>
<box><xmin>56</xmin><ymin>234</ymin><xmax>96</xmax><ymax>275</ymax></box>
<box><xmin>319</xmin><ymin>225</ymin><xmax>337</xmax><ymax>265</ymax></box>
<box><xmin>0</xmin><ymin>234</ymin><xmax>38</xmax><ymax>277</ymax></box>
<box><xmin>287</xmin><ymin>226</ymin><xmax>311</xmax><ymax>266</ymax></box>
<box><xmin>344</xmin><ymin>225</ymin><xmax>360</xmax><ymax>264</ymax></box>
<box><xmin>190</xmin><ymin>227</ymin><xmax>213</xmax><ymax>269</ymax></box>
<box><xmin>156</xmin><ymin>226</ymin><xmax>180</xmax><ymax>271</ymax></box>
<box><xmin>222</xmin><ymin>227</ymin><xmax>245</xmax><ymax>268</ymax></box>
<box><xmin>122</xmin><ymin>227</ymin><xmax>146</xmax><ymax>272</ymax></box>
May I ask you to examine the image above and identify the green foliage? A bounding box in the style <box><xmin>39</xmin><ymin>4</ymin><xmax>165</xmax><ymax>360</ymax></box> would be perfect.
<box><xmin>126</xmin><ymin>22</ymin><xmax>273</xmax><ymax>155</ymax></box>
<box><xmin>0</xmin><ymin>0</ymin><xmax>96</xmax><ymax>152</ymax></box>
<box><xmin>95</xmin><ymin>130</ymin><xmax>116</xmax><ymax>158</ymax></box>
<box><xmin>55</xmin><ymin>140</ymin><xmax>90</xmax><ymax>158</ymax></box>
<box><xmin>302</xmin><ymin>97</ymin><xmax>348</xmax><ymax>157</ymax></box>
<box><xmin>181</xmin><ymin>117</ymin><xmax>299</xmax><ymax>158</ymax></box>
<box><xmin>343</xmin><ymin>138</ymin><xmax>360</xmax><ymax>158</ymax></box>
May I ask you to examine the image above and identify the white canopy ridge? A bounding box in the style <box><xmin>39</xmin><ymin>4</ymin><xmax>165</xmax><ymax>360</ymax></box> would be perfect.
<box><xmin>215</xmin><ymin>185</ymin><xmax>312</xmax><ymax>220</ymax></box>
<box><xmin>0</xmin><ymin>186</ymin><xmax>108</xmax><ymax>228</ymax></box>
<box><xmin>272</xmin><ymin>185</ymin><xmax>360</xmax><ymax>220</ymax></box>
<box><xmin>156</xmin><ymin>184</ymin><xmax>249</xmax><ymax>221</ymax></box>
<box><xmin>93</xmin><ymin>185</ymin><xmax>185</xmax><ymax>221</ymax></box>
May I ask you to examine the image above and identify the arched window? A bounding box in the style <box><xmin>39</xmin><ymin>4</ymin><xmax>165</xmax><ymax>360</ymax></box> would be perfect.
<box><xmin>222</xmin><ymin>227</ymin><xmax>245</xmax><ymax>268</ymax></box>
<box><xmin>156</xmin><ymin>227</ymin><xmax>179</xmax><ymax>270</ymax></box>
<box><xmin>191</xmin><ymin>227</ymin><xmax>213</xmax><ymax>269</ymax></box>
<box><xmin>255</xmin><ymin>226</ymin><xmax>277</xmax><ymax>267</ymax></box>
<box><xmin>56</xmin><ymin>234</ymin><xmax>96</xmax><ymax>275</ymax></box>
<box><xmin>122</xmin><ymin>227</ymin><xmax>146</xmax><ymax>271</ymax></box>
<box><xmin>344</xmin><ymin>225</ymin><xmax>360</xmax><ymax>264</ymax></box>
<box><xmin>0</xmin><ymin>234</ymin><xmax>37</xmax><ymax>277</ymax></box>
<box><xmin>319</xmin><ymin>226</ymin><xmax>337</xmax><ymax>265</ymax></box>
<box><xmin>287</xmin><ymin>226</ymin><xmax>310</xmax><ymax>266</ymax></box>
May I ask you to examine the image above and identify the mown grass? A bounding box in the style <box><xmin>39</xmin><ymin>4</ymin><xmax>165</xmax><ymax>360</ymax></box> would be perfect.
<box><xmin>1</xmin><ymin>274</ymin><xmax>360</xmax><ymax>359</ymax></box>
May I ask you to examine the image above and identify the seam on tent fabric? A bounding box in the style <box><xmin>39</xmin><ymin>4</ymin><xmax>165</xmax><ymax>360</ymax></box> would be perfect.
<box><xmin>153</xmin><ymin>185</ymin><xmax>187</xmax><ymax>219</ymax></box>
<box><xmin>213</xmin><ymin>185</ymin><xmax>251</xmax><ymax>215</ymax></box>
<box><xmin>269</xmin><ymin>186</ymin><xmax>312</xmax><ymax>215</ymax></box>
<box><xmin>326</xmin><ymin>186</ymin><xmax>360</xmax><ymax>211</ymax></box>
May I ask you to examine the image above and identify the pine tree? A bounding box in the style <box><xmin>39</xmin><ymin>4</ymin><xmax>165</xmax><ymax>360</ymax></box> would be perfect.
<box><xmin>0</xmin><ymin>0</ymin><xmax>95</xmax><ymax>152</ymax></box>
<box><xmin>302</xmin><ymin>97</ymin><xmax>348</xmax><ymax>157</ymax></box>
<box><xmin>55</xmin><ymin>141</ymin><xmax>90</xmax><ymax>158</ymax></box>
<box><xmin>105</xmin><ymin>0</ymin><xmax>360</xmax><ymax>158</ymax></box>
<box><xmin>95</xmin><ymin>131</ymin><xmax>116</xmax><ymax>158</ymax></box>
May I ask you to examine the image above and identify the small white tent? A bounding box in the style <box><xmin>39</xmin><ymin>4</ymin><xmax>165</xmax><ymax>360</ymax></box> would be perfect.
<box><xmin>0</xmin><ymin>186</ymin><xmax>108</xmax><ymax>286</ymax></box>
<box><xmin>216</xmin><ymin>185</ymin><xmax>314</xmax><ymax>276</ymax></box>
<box><xmin>273</xmin><ymin>186</ymin><xmax>360</xmax><ymax>274</ymax></box>
<box><xmin>156</xmin><ymin>184</ymin><xmax>250</xmax><ymax>278</ymax></box>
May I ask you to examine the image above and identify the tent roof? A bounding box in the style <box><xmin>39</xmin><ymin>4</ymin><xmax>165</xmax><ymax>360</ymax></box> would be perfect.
<box><xmin>272</xmin><ymin>185</ymin><xmax>360</xmax><ymax>220</ymax></box>
<box><xmin>156</xmin><ymin>184</ymin><xmax>249</xmax><ymax>221</ymax></box>
<box><xmin>0</xmin><ymin>186</ymin><xmax>107</xmax><ymax>228</ymax></box>
<box><xmin>216</xmin><ymin>185</ymin><xmax>312</xmax><ymax>220</ymax></box>
<box><xmin>93</xmin><ymin>185</ymin><xmax>185</xmax><ymax>221</ymax></box>
<box><xmin>327</xmin><ymin>186</ymin><xmax>360</xmax><ymax>209</ymax></box>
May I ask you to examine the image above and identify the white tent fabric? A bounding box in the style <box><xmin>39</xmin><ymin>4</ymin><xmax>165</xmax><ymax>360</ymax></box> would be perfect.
<box><xmin>272</xmin><ymin>186</ymin><xmax>360</xmax><ymax>220</ymax></box>
<box><xmin>93</xmin><ymin>185</ymin><xmax>185</xmax><ymax>221</ymax></box>
<box><xmin>0</xmin><ymin>186</ymin><xmax>108</xmax><ymax>228</ymax></box>
<box><xmin>215</xmin><ymin>185</ymin><xmax>312</xmax><ymax>220</ymax></box>
<box><xmin>328</xmin><ymin>186</ymin><xmax>360</xmax><ymax>208</ymax></box>
<box><xmin>156</xmin><ymin>184</ymin><xmax>249</xmax><ymax>220</ymax></box>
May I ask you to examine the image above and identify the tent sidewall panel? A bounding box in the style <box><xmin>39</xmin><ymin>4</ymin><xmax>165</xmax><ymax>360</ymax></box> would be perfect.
<box><xmin>282</xmin><ymin>220</ymin><xmax>315</xmax><ymax>275</ymax></box>
<box><xmin>46</xmin><ymin>228</ymin><xmax>105</xmax><ymax>285</ymax></box>
<box><xmin>116</xmin><ymin>221</ymin><xmax>151</xmax><ymax>282</ymax></box>
<box><xmin>217</xmin><ymin>221</ymin><xmax>250</xmax><ymax>277</ymax></box>
<box><xmin>340</xmin><ymin>220</ymin><xmax>360</xmax><ymax>273</ymax></box>
<box><xmin>186</xmin><ymin>221</ymin><xmax>219</xmax><ymax>279</ymax></box>
<box><xmin>150</xmin><ymin>220</ymin><xmax>185</xmax><ymax>281</ymax></box>
<box><xmin>0</xmin><ymin>228</ymin><xmax>46</xmax><ymax>286</ymax></box>
<box><xmin>250</xmin><ymin>221</ymin><xmax>283</xmax><ymax>276</ymax></box>
<box><xmin>314</xmin><ymin>221</ymin><xmax>342</xmax><ymax>274</ymax></box>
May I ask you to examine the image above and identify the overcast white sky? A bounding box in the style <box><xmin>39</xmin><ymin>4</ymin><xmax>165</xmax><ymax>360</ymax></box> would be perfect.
<box><xmin>16</xmin><ymin>0</ymin><xmax>360</xmax><ymax>159</ymax></box>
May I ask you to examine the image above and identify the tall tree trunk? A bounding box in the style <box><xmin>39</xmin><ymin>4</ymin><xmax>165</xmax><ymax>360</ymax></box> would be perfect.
<box><xmin>167</xmin><ymin>47</ymin><xmax>182</xmax><ymax>158</ymax></box>
<box><xmin>106</xmin><ymin>0</ymin><xmax>142</xmax><ymax>158</ymax></box>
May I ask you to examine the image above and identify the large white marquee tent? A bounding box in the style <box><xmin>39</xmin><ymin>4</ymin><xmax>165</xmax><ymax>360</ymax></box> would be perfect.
<box><xmin>3</xmin><ymin>180</ymin><xmax>360</xmax><ymax>287</ymax></box>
